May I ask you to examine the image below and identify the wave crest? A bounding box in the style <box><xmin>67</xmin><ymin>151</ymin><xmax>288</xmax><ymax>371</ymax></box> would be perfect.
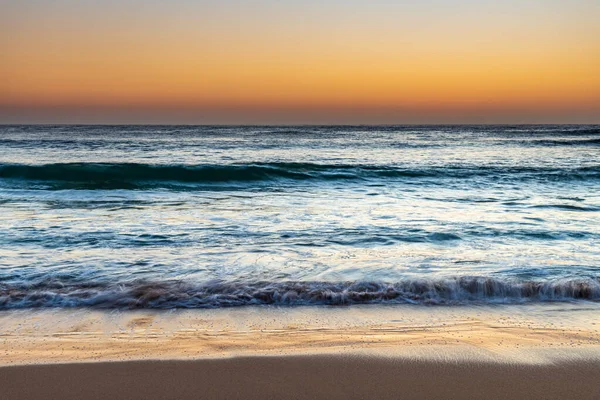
<box><xmin>1</xmin><ymin>162</ymin><xmax>598</xmax><ymax>188</ymax></box>
<box><xmin>1</xmin><ymin>277</ymin><xmax>599</xmax><ymax>309</ymax></box>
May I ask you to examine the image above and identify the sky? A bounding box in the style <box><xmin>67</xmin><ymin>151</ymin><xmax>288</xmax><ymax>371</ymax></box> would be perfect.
<box><xmin>1</xmin><ymin>0</ymin><xmax>599</xmax><ymax>124</ymax></box>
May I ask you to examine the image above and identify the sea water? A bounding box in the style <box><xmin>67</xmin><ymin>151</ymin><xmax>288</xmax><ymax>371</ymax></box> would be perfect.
<box><xmin>0</xmin><ymin>125</ymin><xmax>599</xmax><ymax>308</ymax></box>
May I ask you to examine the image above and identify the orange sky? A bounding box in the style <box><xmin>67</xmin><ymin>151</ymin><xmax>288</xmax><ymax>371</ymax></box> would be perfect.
<box><xmin>1</xmin><ymin>0</ymin><xmax>599</xmax><ymax>124</ymax></box>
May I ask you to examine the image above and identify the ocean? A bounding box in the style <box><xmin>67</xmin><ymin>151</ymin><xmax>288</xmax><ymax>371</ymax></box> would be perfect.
<box><xmin>0</xmin><ymin>125</ymin><xmax>599</xmax><ymax>309</ymax></box>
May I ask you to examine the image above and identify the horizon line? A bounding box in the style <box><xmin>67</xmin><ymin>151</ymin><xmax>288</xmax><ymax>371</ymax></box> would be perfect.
<box><xmin>1</xmin><ymin>123</ymin><xmax>599</xmax><ymax>127</ymax></box>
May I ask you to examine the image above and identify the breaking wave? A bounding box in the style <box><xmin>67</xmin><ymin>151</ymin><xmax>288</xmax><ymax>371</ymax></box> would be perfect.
<box><xmin>1</xmin><ymin>162</ymin><xmax>599</xmax><ymax>188</ymax></box>
<box><xmin>1</xmin><ymin>277</ymin><xmax>599</xmax><ymax>309</ymax></box>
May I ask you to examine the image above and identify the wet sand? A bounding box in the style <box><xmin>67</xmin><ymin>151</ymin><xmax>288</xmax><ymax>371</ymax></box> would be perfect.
<box><xmin>1</xmin><ymin>304</ymin><xmax>600</xmax><ymax>399</ymax></box>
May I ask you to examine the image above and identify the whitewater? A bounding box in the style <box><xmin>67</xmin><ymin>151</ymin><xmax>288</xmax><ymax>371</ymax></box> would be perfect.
<box><xmin>0</xmin><ymin>125</ymin><xmax>599</xmax><ymax>308</ymax></box>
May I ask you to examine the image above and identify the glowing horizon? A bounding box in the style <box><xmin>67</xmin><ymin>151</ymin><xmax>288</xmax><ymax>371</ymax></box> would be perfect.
<box><xmin>1</xmin><ymin>0</ymin><xmax>599</xmax><ymax>124</ymax></box>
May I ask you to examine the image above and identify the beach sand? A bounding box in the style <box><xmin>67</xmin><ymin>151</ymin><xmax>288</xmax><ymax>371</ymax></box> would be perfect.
<box><xmin>1</xmin><ymin>304</ymin><xmax>600</xmax><ymax>399</ymax></box>
<box><xmin>2</xmin><ymin>356</ymin><xmax>600</xmax><ymax>400</ymax></box>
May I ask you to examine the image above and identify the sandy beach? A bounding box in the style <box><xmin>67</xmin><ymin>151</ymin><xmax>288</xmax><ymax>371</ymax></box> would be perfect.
<box><xmin>1</xmin><ymin>304</ymin><xmax>600</xmax><ymax>399</ymax></box>
<box><xmin>2</xmin><ymin>355</ymin><xmax>600</xmax><ymax>400</ymax></box>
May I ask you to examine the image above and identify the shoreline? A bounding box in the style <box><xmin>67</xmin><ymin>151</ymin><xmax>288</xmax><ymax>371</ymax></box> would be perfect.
<box><xmin>2</xmin><ymin>304</ymin><xmax>600</xmax><ymax>399</ymax></box>
<box><xmin>1</xmin><ymin>303</ymin><xmax>599</xmax><ymax>366</ymax></box>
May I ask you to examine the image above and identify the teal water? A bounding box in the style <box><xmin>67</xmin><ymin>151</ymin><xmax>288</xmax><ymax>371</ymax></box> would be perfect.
<box><xmin>0</xmin><ymin>125</ymin><xmax>599</xmax><ymax>308</ymax></box>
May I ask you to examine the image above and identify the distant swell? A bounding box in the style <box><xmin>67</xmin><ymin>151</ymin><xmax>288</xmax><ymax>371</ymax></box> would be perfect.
<box><xmin>1</xmin><ymin>277</ymin><xmax>599</xmax><ymax>309</ymax></box>
<box><xmin>531</xmin><ymin>138</ymin><xmax>600</xmax><ymax>146</ymax></box>
<box><xmin>1</xmin><ymin>162</ymin><xmax>599</xmax><ymax>187</ymax></box>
